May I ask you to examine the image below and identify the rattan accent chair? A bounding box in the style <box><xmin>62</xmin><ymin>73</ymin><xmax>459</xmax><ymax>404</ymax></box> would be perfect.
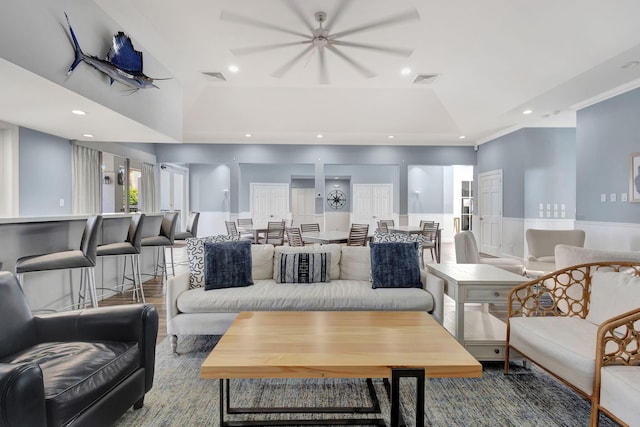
<box><xmin>505</xmin><ymin>262</ymin><xmax>640</xmax><ymax>427</ymax></box>
<box><xmin>347</xmin><ymin>223</ymin><xmax>369</xmax><ymax>246</ymax></box>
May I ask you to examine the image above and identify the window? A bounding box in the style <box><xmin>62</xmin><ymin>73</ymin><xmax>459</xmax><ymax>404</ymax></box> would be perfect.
<box><xmin>101</xmin><ymin>152</ymin><xmax>144</xmax><ymax>213</ymax></box>
<box><xmin>461</xmin><ymin>180</ymin><xmax>473</xmax><ymax>231</ymax></box>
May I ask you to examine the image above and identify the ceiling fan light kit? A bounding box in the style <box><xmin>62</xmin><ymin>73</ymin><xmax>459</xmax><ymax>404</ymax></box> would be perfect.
<box><xmin>222</xmin><ymin>4</ymin><xmax>420</xmax><ymax>84</ymax></box>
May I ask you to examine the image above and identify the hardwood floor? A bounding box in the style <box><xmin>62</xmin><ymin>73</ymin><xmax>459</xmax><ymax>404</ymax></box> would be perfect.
<box><xmin>99</xmin><ymin>241</ymin><xmax>481</xmax><ymax>344</ymax></box>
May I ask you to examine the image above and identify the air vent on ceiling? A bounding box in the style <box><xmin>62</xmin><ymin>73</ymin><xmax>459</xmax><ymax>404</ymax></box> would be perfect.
<box><xmin>413</xmin><ymin>73</ymin><xmax>440</xmax><ymax>84</ymax></box>
<box><xmin>202</xmin><ymin>72</ymin><xmax>227</xmax><ymax>81</ymax></box>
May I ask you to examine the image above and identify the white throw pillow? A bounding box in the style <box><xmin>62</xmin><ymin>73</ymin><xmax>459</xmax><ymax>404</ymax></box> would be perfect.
<box><xmin>340</xmin><ymin>246</ymin><xmax>371</xmax><ymax>281</ymax></box>
<box><xmin>251</xmin><ymin>244</ymin><xmax>274</xmax><ymax>280</ymax></box>
<box><xmin>586</xmin><ymin>271</ymin><xmax>640</xmax><ymax>326</ymax></box>
<box><xmin>273</xmin><ymin>244</ymin><xmax>341</xmax><ymax>280</ymax></box>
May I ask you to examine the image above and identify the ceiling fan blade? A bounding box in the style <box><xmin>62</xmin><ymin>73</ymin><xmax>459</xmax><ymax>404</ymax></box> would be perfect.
<box><xmin>282</xmin><ymin>0</ymin><xmax>315</xmax><ymax>34</ymax></box>
<box><xmin>324</xmin><ymin>0</ymin><xmax>355</xmax><ymax>33</ymax></box>
<box><xmin>326</xmin><ymin>45</ymin><xmax>375</xmax><ymax>79</ymax></box>
<box><xmin>331</xmin><ymin>9</ymin><xmax>420</xmax><ymax>39</ymax></box>
<box><xmin>331</xmin><ymin>40</ymin><xmax>413</xmax><ymax>57</ymax></box>
<box><xmin>221</xmin><ymin>10</ymin><xmax>312</xmax><ymax>39</ymax></box>
<box><xmin>272</xmin><ymin>44</ymin><xmax>315</xmax><ymax>78</ymax></box>
<box><xmin>231</xmin><ymin>40</ymin><xmax>312</xmax><ymax>56</ymax></box>
<box><xmin>318</xmin><ymin>47</ymin><xmax>329</xmax><ymax>85</ymax></box>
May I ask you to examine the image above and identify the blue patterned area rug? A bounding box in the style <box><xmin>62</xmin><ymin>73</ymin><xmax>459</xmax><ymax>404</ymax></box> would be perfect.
<box><xmin>113</xmin><ymin>335</ymin><xmax>619</xmax><ymax>426</ymax></box>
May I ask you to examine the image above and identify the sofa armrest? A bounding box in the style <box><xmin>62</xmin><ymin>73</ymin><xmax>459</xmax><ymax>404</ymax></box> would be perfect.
<box><xmin>33</xmin><ymin>304</ymin><xmax>159</xmax><ymax>392</ymax></box>
<box><xmin>595</xmin><ymin>308</ymin><xmax>640</xmax><ymax>368</ymax></box>
<box><xmin>167</xmin><ymin>272</ymin><xmax>191</xmax><ymax>322</ymax></box>
<box><xmin>421</xmin><ymin>269</ymin><xmax>444</xmax><ymax>325</ymax></box>
<box><xmin>0</xmin><ymin>363</ymin><xmax>47</xmax><ymax>427</ymax></box>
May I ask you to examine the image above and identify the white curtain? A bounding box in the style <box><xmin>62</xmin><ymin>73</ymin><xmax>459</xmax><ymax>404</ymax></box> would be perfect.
<box><xmin>72</xmin><ymin>144</ymin><xmax>100</xmax><ymax>214</ymax></box>
<box><xmin>140</xmin><ymin>162</ymin><xmax>157</xmax><ymax>212</ymax></box>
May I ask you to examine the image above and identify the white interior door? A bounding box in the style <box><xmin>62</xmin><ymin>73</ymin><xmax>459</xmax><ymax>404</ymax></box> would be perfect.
<box><xmin>352</xmin><ymin>184</ymin><xmax>393</xmax><ymax>230</ymax></box>
<box><xmin>478</xmin><ymin>170</ymin><xmax>503</xmax><ymax>256</ymax></box>
<box><xmin>250</xmin><ymin>183</ymin><xmax>290</xmax><ymax>227</ymax></box>
<box><xmin>291</xmin><ymin>188</ymin><xmax>315</xmax><ymax>227</ymax></box>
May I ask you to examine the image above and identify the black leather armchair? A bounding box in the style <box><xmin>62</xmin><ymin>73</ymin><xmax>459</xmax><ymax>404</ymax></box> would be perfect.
<box><xmin>0</xmin><ymin>271</ymin><xmax>158</xmax><ymax>427</ymax></box>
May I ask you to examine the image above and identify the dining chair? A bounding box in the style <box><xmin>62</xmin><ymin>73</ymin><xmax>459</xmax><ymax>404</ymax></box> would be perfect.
<box><xmin>259</xmin><ymin>221</ymin><xmax>285</xmax><ymax>245</ymax></box>
<box><xmin>377</xmin><ymin>221</ymin><xmax>389</xmax><ymax>234</ymax></box>
<box><xmin>236</xmin><ymin>218</ymin><xmax>256</xmax><ymax>241</ymax></box>
<box><xmin>285</xmin><ymin>227</ymin><xmax>305</xmax><ymax>247</ymax></box>
<box><xmin>15</xmin><ymin>215</ymin><xmax>103</xmax><ymax>310</ymax></box>
<box><xmin>300</xmin><ymin>223</ymin><xmax>320</xmax><ymax>233</ymax></box>
<box><xmin>379</xmin><ymin>219</ymin><xmax>395</xmax><ymax>227</ymax></box>
<box><xmin>225</xmin><ymin>220</ymin><xmax>239</xmax><ymax>237</ymax></box>
<box><xmin>347</xmin><ymin>223</ymin><xmax>369</xmax><ymax>246</ymax></box>
<box><xmin>420</xmin><ymin>222</ymin><xmax>439</xmax><ymax>266</ymax></box>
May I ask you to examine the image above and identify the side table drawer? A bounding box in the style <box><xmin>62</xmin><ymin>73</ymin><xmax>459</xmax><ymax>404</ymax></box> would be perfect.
<box><xmin>466</xmin><ymin>343</ymin><xmax>506</xmax><ymax>361</ymax></box>
<box><xmin>465</xmin><ymin>287</ymin><xmax>509</xmax><ymax>302</ymax></box>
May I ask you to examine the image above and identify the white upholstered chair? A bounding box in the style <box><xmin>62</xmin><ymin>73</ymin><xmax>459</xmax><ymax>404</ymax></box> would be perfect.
<box><xmin>454</xmin><ymin>231</ymin><xmax>523</xmax><ymax>275</ymax></box>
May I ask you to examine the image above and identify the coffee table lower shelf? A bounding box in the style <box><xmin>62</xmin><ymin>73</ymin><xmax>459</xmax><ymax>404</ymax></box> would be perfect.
<box><xmin>218</xmin><ymin>369</ymin><xmax>425</xmax><ymax>427</ymax></box>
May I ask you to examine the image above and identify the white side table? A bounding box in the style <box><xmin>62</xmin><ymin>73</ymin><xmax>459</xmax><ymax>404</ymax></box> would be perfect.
<box><xmin>426</xmin><ymin>263</ymin><xmax>528</xmax><ymax>361</ymax></box>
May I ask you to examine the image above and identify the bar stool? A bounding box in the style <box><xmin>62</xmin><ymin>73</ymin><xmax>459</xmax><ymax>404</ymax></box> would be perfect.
<box><xmin>172</xmin><ymin>212</ymin><xmax>199</xmax><ymax>267</ymax></box>
<box><xmin>141</xmin><ymin>211</ymin><xmax>178</xmax><ymax>281</ymax></box>
<box><xmin>15</xmin><ymin>215</ymin><xmax>103</xmax><ymax>310</ymax></box>
<box><xmin>96</xmin><ymin>213</ymin><xmax>146</xmax><ymax>303</ymax></box>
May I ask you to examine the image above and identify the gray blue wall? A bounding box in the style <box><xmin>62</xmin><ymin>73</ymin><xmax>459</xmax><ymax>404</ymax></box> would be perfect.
<box><xmin>576</xmin><ymin>87</ymin><xmax>640</xmax><ymax>222</ymax></box>
<box><xmin>477</xmin><ymin>127</ymin><xmax>576</xmax><ymax>219</ymax></box>
<box><xmin>19</xmin><ymin>128</ymin><xmax>72</xmax><ymax>216</ymax></box>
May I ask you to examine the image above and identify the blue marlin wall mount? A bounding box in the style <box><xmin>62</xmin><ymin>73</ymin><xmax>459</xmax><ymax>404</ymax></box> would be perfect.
<box><xmin>64</xmin><ymin>12</ymin><xmax>167</xmax><ymax>92</ymax></box>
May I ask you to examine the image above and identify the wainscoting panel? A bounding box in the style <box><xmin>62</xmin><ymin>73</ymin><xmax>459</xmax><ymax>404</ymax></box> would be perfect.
<box><xmin>576</xmin><ymin>220</ymin><xmax>640</xmax><ymax>251</ymax></box>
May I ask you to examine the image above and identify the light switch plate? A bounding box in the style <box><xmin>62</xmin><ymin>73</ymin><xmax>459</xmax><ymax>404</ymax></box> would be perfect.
<box><xmin>59</xmin><ymin>199</ymin><xmax>64</xmax><ymax>207</ymax></box>
<box><xmin>539</xmin><ymin>210</ymin><xmax>543</xmax><ymax>218</ymax></box>
<box><xmin>610</xmin><ymin>193</ymin><xmax>617</xmax><ymax>202</ymax></box>
<box><xmin>601</xmin><ymin>194</ymin><xmax>606</xmax><ymax>202</ymax></box>
<box><xmin>622</xmin><ymin>193</ymin><xmax>628</xmax><ymax>202</ymax></box>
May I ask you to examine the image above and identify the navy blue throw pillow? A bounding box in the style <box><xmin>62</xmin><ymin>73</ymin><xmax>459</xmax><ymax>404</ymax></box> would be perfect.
<box><xmin>370</xmin><ymin>241</ymin><xmax>422</xmax><ymax>289</ymax></box>
<box><xmin>204</xmin><ymin>240</ymin><xmax>253</xmax><ymax>290</ymax></box>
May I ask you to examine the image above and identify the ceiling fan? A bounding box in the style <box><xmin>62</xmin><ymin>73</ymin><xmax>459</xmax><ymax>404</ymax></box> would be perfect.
<box><xmin>221</xmin><ymin>1</ymin><xmax>419</xmax><ymax>84</ymax></box>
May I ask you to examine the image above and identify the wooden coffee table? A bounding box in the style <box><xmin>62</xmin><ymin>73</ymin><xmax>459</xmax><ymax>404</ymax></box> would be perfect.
<box><xmin>201</xmin><ymin>311</ymin><xmax>481</xmax><ymax>426</ymax></box>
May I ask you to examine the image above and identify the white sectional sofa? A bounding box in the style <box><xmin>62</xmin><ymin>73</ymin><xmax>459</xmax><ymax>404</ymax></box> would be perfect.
<box><xmin>167</xmin><ymin>243</ymin><xmax>445</xmax><ymax>354</ymax></box>
<box><xmin>505</xmin><ymin>259</ymin><xmax>640</xmax><ymax>427</ymax></box>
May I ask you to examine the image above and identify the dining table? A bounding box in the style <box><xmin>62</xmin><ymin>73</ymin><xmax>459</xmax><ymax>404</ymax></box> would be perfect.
<box><xmin>301</xmin><ymin>230</ymin><xmax>374</xmax><ymax>245</ymax></box>
<box><xmin>389</xmin><ymin>225</ymin><xmax>442</xmax><ymax>263</ymax></box>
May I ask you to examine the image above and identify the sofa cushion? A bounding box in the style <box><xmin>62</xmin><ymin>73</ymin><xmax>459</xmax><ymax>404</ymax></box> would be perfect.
<box><xmin>587</xmin><ymin>271</ymin><xmax>640</xmax><ymax>326</ymax></box>
<box><xmin>274</xmin><ymin>244</ymin><xmax>341</xmax><ymax>280</ymax></box>
<box><xmin>3</xmin><ymin>341</ymin><xmax>138</xmax><ymax>427</ymax></box>
<box><xmin>186</xmin><ymin>235</ymin><xmax>239</xmax><ymax>289</ymax></box>
<box><xmin>176</xmin><ymin>279</ymin><xmax>434</xmax><ymax>313</ymax></box>
<box><xmin>600</xmin><ymin>366</ymin><xmax>640</xmax><ymax>426</ymax></box>
<box><xmin>204</xmin><ymin>240</ymin><xmax>253</xmax><ymax>290</ymax></box>
<box><xmin>509</xmin><ymin>317</ymin><xmax>598</xmax><ymax>394</ymax></box>
<box><xmin>370</xmin><ymin>242</ymin><xmax>422</xmax><ymax>289</ymax></box>
<box><xmin>251</xmin><ymin>244</ymin><xmax>274</xmax><ymax>280</ymax></box>
<box><xmin>340</xmin><ymin>246</ymin><xmax>371</xmax><ymax>281</ymax></box>
<box><xmin>275</xmin><ymin>252</ymin><xmax>331</xmax><ymax>284</ymax></box>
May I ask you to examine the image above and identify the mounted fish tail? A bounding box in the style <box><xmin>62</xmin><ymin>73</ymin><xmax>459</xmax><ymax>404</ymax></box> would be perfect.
<box><xmin>64</xmin><ymin>12</ymin><xmax>162</xmax><ymax>90</ymax></box>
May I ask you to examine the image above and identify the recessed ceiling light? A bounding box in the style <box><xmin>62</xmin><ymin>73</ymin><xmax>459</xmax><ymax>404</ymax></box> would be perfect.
<box><xmin>71</xmin><ymin>110</ymin><xmax>86</xmax><ymax>115</ymax></box>
<box><xmin>228</xmin><ymin>65</ymin><xmax>239</xmax><ymax>73</ymax></box>
<box><xmin>316</xmin><ymin>134</ymin><xmax>323</xmax><ymax>139</ymax></box>
<box><xmin>245</xmin><ymin>133</ymin><xmax>252</xmax><ymax>138</ymax></box>
<box><xmin>388</xmin><ymin>135</ymin><xmax>395</xmax><ymax>139</ymax></box>
<box><xmin>522</xmin><ymin>109</ymin><xmax>533</xmax><ymax>115</ymax></box>
<box><xmin>401</xmin><ymin>67</ymin><xmax>411</xmax><ymax>76</ymax></box>
<box><xmin>459</xmin><ymin>135</ymin><xmax>466</xmax><ymax>139</ymax></box>
<box><xmin>82</xmin><ymin>134</ymin><xmax>94</xmax><ymax>138</ymax></box>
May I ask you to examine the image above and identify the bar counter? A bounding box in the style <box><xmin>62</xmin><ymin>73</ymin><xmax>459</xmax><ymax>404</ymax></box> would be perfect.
<box><xmin>0</xmin><ymin>213</ymin><xmax>167</xmax><ymax>311</ymax></box>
